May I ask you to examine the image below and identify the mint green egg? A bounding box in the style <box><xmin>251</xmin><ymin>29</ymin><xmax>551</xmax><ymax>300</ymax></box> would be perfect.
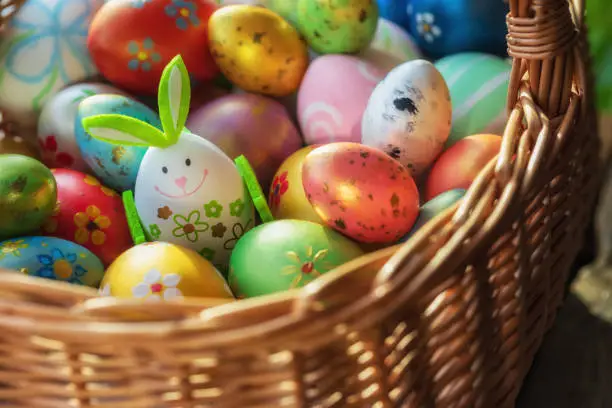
<box><xmin>297</xmin><ymin>0</ymin><xmax>379</xmax><ymax>54</ymax></box>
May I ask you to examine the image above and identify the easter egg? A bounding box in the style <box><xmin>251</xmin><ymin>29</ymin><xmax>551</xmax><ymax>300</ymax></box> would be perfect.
<box><xmin>99</xmin><ymin>242</ymin><xmax>234</xmax><ymax>300</ymax></box>
<box><xmin>37</xmin><ymin>83</ymin><xmax>128</xmax><ymax>171</ymax></box>
<box><xmin>208</xmin><ymin>5</ymin><xmax>308</xmax><ymax>97</ymax></box>
<box><xmin>426</xmin><ymin>134</ymin><xmax>502</xmax><ymax>201</ymax></box>
<box><xmin>0</xmin><ymin>0</ymin><xmax>102</xmax><ymax>128</ymax></box>
<box><xmin>0</xmin><ymin>133</ymin><xmax>39</xmax><ymax>159</ymax></box>
<box><xmin>88</xmin><ymin>0</ymin><xmax>219</xmax><ymax>95</ymax></box>
<box><xmin>298</xmin><ymin>55</ymin><xmax>385</xmax><ymax>145</ymax></box>
<box><xmin>399</xmin><ymin>188</ymin><xmax>466</xmax><ymax>242</ymax></box>
<box><xmin>359</xmin><ymin>18</ymin><xmax>422</xmax><ymax>74</ymax></box>
<box><xmin>42</xmin><ymin>169</ymin><xmax>132</xmax><ymax>267</ymax></box>
<box><xmin>262</xmin><ymin>0</ymin><xmax>299</xmax><ymax>26</ymax></box>
<box><xmin>406</xmin><ymin>0</ymin><xmax>508</xmax><ymax>59</ymax></box>
<box><xmin>186</xmin><ymin>93</ymin><xmax>303</xmax><ymax>190</ymax></box>
<box><xmin>296</xmin><ymin>0</ymin><xmax>379</xmax><ymax>55</ymax></box>
<box><xmin>302</xmin><ymin>143</ymin><xmax>419</xmax><ymax>243</ymax></box>
<box><xmin>0</xmin><ymin>236</ymin><xmax>104</xmax><ymax>287</ymax></box>
<box><xmin>75</xmin><ymin>94</ymin><xmax>159</xmax><ymax>192</ymax></box>
<box><xmin>361</xmin><ymin>60</ymin><xmax>452</xmax><ymax>176</ymax></box>
<box><xmin>269</xmin><ymin>145</ymin><xmax>322</xmax><ymax>224</ymax></box>
<box><xmin>0</xmin><ymin>155</ymin><xmax>57</xmax><ymax>240</ymax></box>
<box><xmin>435</xmin><ymin>53</ymin><xmax>512</xmax><ymax>147</ymax></box>
<box><xmin>377</xmin><ymin>0</ymin><xmax>411</xmax><ymax>29</ymax></box>
<box><xmin>229</xmin><ymin>219</ymin><xmax>364</xmax><ymax>297</ymax></box>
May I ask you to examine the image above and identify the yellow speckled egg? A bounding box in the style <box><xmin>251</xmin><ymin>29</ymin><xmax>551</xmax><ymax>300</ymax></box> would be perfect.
<box><xmin>269</xmin><ymin>145</ymin><xmax>324</xmax><ymax>224</ymax></box>
<box><xmin>208</xmin><ymin>5</ymin><xmax>309</xmax><ymax>97</ymax></box>
<box><xmin>99</xmin><ymin>242</ymin><xmax>235</xmax><ymax>301</ymax></box>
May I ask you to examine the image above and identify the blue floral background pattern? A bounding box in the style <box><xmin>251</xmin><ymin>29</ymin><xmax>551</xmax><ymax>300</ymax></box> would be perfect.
<box><xmin>165</xmin><ymin>0</ymin><xmax>200</xmax><ymax>31</ymax></box>
<box><xmin>36</xmin><ymin>248</ymin><xmax>88</xmax><ymax>284</ymax></box>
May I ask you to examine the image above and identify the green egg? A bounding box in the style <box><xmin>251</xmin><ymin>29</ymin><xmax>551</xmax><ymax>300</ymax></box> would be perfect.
<box><xmin>0</xmin><ymin>155</ymin><xmax>57</xmax><ymax>240</ymax></box>
<box><xmin>229</xmin><ymin>219</ymin><xmax>364</xmax><ymax>298</ymax></box>
<box><xmin>297</xmin><ymin>0</ymin><xmax>379</xmax><ymax>54</ymax></box>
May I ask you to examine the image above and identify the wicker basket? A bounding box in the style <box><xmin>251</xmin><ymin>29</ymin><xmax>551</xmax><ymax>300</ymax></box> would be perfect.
<box><xmin>0</xmin><ymin>0</ymin><xmax>602</xmax><ymax>406</ymax></box>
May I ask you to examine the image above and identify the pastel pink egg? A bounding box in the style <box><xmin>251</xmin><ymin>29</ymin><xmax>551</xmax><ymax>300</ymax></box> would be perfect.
<box><xmin>302</xmin><ymin>142</ymin><xmax>420</xmax><ymax>244</ymax></box>
<box><xmin>297</xmin><ymin>55</ymin><xmax>385</xmax><ymax>145</ymax></box>
<box><xmin>186</xmin><ymin>93</ymin><xmax>303</xmax><ymax>189</ymax></box>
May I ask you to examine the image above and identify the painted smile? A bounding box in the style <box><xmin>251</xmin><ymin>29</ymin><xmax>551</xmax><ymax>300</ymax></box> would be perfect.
<box><xmin>155</xmin><ymin>169</ymin><xmax>208</xmax><ymax>199</ymax></box>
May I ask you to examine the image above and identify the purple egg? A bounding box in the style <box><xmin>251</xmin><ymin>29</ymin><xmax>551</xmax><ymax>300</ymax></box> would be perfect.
<box><xmin>186</xmin><ymin>93</ymin><xmax>303</xmax><ymax>190</ymax></box>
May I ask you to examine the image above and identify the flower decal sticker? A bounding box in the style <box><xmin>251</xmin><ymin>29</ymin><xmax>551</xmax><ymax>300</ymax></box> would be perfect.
<box><xmin>36</xmin><ymin>248</ymin><xmax>87</xmax><ymax>283</ymax></box>
<box><xmin>149</xmin><ymin>224</ymin><xmax>162</xmax><ymax>239</ymax></box>
<box><xmin>127</xmin><ymin>38</ymin><xmax>162</xmax><ymax>72</ymax></box>
<box><xmin>84</xmin><ymin>175</ymin><xmax>117</xmax><ymax>197</ymax></box>
<box><xmin>204</xmin><ymin>200</ymin><xmax>223</xmax><ymax>218</ymax></box>
<box><xmin>165</xmin><ymin>0</ymin><xmax>201</xmax><ymax>31</ymax></box>
<box><xmin>269</xmin><ymin>171</ymin><xmax>289</xmax><ymax>210</ymax></box>
<box><xmin>211</xmin><ymin>222</ymin><xmax>227</xmax><ymax>238</ymax></box>
<box><xmin>415</xmin><ymin>13</ymin><xmax>442</xmax><ymax>43</ymax></box>
<box><xmin>229</xmin><ymin>199</ymin><xmax>245</xmax><ymax>217</ymax></box>
<box><xmin>0</xmin><ymin>239</ymin><xmax>28</xmax><ymax>259</ymax></box>
<box><xmin>223</xmin><ymin>220</ymin><xmax>253</xmax><ymax>250</ymax></box>
<box><xmin>173</xmin><ymin>210</ymin><xmax>209</xmax><ymax>242</ymax></box>
<box><xmin>39</xmin><ymin>135</ymin><xmax>74</xmax><ymax>168</ymax></box>
<box><xmin>282</xmin><ymin>246</ymin><xmax>334</xmax><ymax>288</ymax></box>
<box><xmin>74</xmin><ymin>205</ymin><xmax>112</xmax><ymax>246</ymax></box>
<box><xmin>132</xmin><ymin>269</ymin><xmax>183</xmax><ymax>301</ymax></box>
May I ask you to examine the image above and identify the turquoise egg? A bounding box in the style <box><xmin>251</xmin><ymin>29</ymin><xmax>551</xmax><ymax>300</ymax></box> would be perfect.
<box><xmin>74</xmin><ymin>94</ymin><xmax>162</xmax><ymax>192</ymax></box>
<box><xmin>399</xmin><ymin>189</ymin><xmax>466</xmax><ymax>242</ymax></box>
<box><xmin>0</xmin><ymin>236</ymin><xmax>105</xmax><ymax>287</ymax></box>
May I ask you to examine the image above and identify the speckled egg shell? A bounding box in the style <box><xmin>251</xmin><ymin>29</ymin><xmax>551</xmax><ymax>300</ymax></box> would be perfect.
<box><xmin>75</xmin><ymin>94</ymin><xmax>160</xmax><ymax>192</ymax></box>
<box><xmin>42</xmin><ymin>169</ymin><xmax>132</xmax><ymax>267</ymax></box>
<box><xmin>0</xmin><ymin>155</ymin><xmax>57</xmax><ymax>240</ymax></box>
<box><xmin>37</xmin><ymin>83</ymin><xmax>128</xmax><ymax>172</ymax></box>
<box><xmin>297</xmin><ymin>55</ymin><xmax>385</xmax><ymax>145</ymax></box>
<box><xmin>0</xmin><ymin>0</ymin><xmax>103</xmax><ymax>128</ymax></box>
<box><xmin>208</xmin><ymin>5</ymin><xmax>309</xmax><ymax>97</ymax></box>
<box><xmin>99</xmin><ymin>242</ymin><xmax>235</xmax><ymax>300</ymax></box>
<box><xmin>302</xmin><ymin>143</ymin><xmax>420</xmax><ymax>244</ymax></box>
<box><xmin>297</xmin><ymin>0</ymin><xmax>379</xmax><ymax>54</ymax></box>
<box><xmin>0</xmin><ymin>236</ymin><xmax>105</xmax><ymax>287</ymax></box>
<box><xmin>361</xmin><ymin>59</ymin><xmax>452</xmax><ymax>177</ymax></box>
<box><xmin>186</xmin><ymin>93</ymin><xmax>303</xmax><ymax>190</ymax></box>
<box><xmin>229</xmin><ymin>219</ymin><xmax>364</xmax><ymax>298</ymax></box>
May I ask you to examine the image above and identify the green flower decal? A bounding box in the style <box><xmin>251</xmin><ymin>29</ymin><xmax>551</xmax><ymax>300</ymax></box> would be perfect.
<box><xmin>149</xmin><ymin>224</ymin><xmax>162</xmax><ymax>239</ymax></box>
<box><xmin>0</xmin><ymin>239</ymin><xmax>28</xmax><ymax>259</ymax></box>
<box><xmin>199</xmin><ymin>247</ymin><xmax>215</xmax><ymax>261</ymax></box>
<box><xmin>204</xmin><ymin>200</ymin><xmax>223</xmax><ymax>218</ymax></box>
<box><xmin>172</xmin><ymin>210</ymin><xmax>209</xmax><ymax>243</ymax></box>
<box><xmin>230</xmin><ymin>198</ymin><xmax>245</xmax><ymax>217</ymax></box>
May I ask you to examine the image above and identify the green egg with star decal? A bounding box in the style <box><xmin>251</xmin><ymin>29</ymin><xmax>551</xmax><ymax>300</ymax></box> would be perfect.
<box><xmin>297</xmin><ymin>0</ymin><xmax>379</xmax><ymax>55</ymax></box>
<box><xmin>229</xmin><ymin>219</ymin><xmax>364</xmax><ymax>298</ymax></box>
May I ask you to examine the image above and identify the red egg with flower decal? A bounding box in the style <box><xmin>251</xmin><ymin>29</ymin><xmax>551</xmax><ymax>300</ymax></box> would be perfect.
<box><xmin>87</xmin><ymin>0</ymin><xmax>219</xmax><ymax>95</ymax></box>
<box><xmin>42</xmin><ymin>169</ymin><xmax>133</xmax><ymax>266</ymax></box>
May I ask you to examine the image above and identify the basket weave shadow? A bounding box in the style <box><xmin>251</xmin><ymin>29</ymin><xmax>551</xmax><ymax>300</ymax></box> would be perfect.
<box><xmin>0</xmin><ymin>0</ymin><xmax>602</xmax><ymax>406</ymax></box>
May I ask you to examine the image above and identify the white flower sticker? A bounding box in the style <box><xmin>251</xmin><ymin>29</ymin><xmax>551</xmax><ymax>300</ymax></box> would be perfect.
<box><xmin>416</xmin><ymin>13</ymin><xmax>442</xmax><ymax>43</ymax></box>
<box><xmin>132</xmin><ymin>269</ymin><xmax>184</xmax><ymax>301</ymax></box>
<box><xmin>98</xmin><ymin>283</ymin><xmax>111</xmax><ymax>297</ymax></box>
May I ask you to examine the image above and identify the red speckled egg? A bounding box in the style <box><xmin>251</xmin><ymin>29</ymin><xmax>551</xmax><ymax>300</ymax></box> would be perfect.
<box><xmin>302</xmin><ymin>142</ymin><xmax>420</xmax><ymax>244</ymax></box>
<box><xmin>42</xmin><ymin>169</ymin><xmax>133</xmax><ymax>266</ymax></box>
<box><xmin>88</xmin><ymin>0</ymin><xmax>219</xmax><ymax>95</ymax></box>
<box><xmin>426</xmin><ymin>134</ymin><xmax>502</xmax><ymax>201</ymax></box>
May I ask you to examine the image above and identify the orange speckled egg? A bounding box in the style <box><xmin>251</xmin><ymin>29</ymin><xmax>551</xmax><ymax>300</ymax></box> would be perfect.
<box><xmin>302</xmin><ymin>142</ymin><xmax>420</xmax><ymax>244</ymax></box>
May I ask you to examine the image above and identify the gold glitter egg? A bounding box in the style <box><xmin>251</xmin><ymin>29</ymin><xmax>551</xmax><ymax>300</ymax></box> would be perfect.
<box><xmin>208</xmin><ymin>5</ymin><xmax>309</xmax><ymax>97</ymax></box>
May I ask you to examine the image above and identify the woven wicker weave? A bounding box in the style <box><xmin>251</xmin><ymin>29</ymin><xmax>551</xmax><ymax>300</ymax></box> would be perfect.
<box><xmin>0</xmin><ymin>0</ymin><xmax>601</xmax><ymax>406</ymax></box>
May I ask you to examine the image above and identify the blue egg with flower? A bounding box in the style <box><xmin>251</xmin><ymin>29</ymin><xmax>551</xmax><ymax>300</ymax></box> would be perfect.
<box><xmin>74</xmin><ymin>94</ymin><xmax>162</xmax><ymax>192</ymax></box>
<box><xmin>377</xmin><ymin>0</ymin><xmax>411</xmax><ymax>29</ymax></box>
<box><xmin>0</xmin><ymin>236</ymin><xmax>105</xmax><ymax>288</ymax></box>
<box><xmin>407</xmin><ymin>0</ymin><xmax>509</xmax><ymax>60</ymax></box>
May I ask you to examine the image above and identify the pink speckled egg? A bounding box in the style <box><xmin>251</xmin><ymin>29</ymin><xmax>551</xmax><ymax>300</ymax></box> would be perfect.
<box><xmin>186</xmin><ymin>93</ymin><xmax>303</xmax><ymax>189</ymax></box>
<box><xmin>302</xmin><ymin>142</ymin><xmax>420</xmax><ymax>244</ymax></box>
<box><xmin>297</xmin><ymin>55</ymin><xmax>385</xmax><ymax>145</ymax></box>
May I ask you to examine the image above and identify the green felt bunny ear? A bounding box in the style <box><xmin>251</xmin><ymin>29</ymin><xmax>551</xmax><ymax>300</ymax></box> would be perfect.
<box><xmin>82</xmin><ymin>114</ymin><xmax>171</xmax><ymax>148</ymax></box>
<box><xmin>158</xmin><ymin>55</ymin><xmax>191</xmax><ymax>145</ymax></box>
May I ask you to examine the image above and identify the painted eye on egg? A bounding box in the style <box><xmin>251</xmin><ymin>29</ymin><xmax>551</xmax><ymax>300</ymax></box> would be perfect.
<box><xmin>162</xmin><ymin>166</ymin><xmax>168</xmax><ymax>174</ymax></box>
<box><xmin>185</xmin><ymin>158</ymin><xmax>191</xmax><ymax>167</ymax></box>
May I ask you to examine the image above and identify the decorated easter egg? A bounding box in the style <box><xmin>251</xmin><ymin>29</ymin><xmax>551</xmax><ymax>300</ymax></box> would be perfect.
<box><xmin>296</xmin><ymin>0</ymin><xmax>379</xmax><ymax>54</ymax></box>
<box><xmin>99</xmin><ymin>242</ymin><xmax>234</xmax><ymax>300</ymax></box>
<box><xmin>0</xmin><ymin>155</ymin><xmax>57</xmax><ymax>240</ymax></box>
<box><xmin>0</xmin><ymin>133</ymin><xmax>39</xmax><ymax>159</ymax></box>
<box><xmin>359</xmin><ymin>18</ymin><xmax>422</xmax><ymax>74</ymax></box>
<box><xmin>75</xmin><ymin>94</ymin><xmax>160</xmax><ymax>192</ymax></box>
<box><xmin>435</xmin><ymin>53</ymin><xmax>512</xmax><ymax>147</ymax></box>
<box><xmin>88</xmin><ymin>0</ymin><xmax>219</xmax><ymax>95</ymax></box>
<box><xmin>302</xmin><ymin>143</ymin><xmax>419</xmax><ymax>243</ymax></box>
<box><xmin>229</xmin><ymin>219</ymin><xmax>363</xmax><ymax>297</ymax></box>
<box><xmin>377</xmin><ymin>0</ymin><xmax>411</xmax><ymax>29</ymax></box>
<box><xmin>0</xmin><ymin>236</ymin><xmax>104</xmax><ymax>286</ymax></box>
<box><xmin>406</xmin><ymin>0</ymin><xmax>508</xmax><ymax>59</ymax></box>
<box><xmin>0</xmin><ymin>0</ymin><xmax>103</xmax><ymax>128</ymax></box>
<box><xmin>399</xmin><ymin>188</ymin><xmax>466</xmax><ymax>242</ymax></box>
<box><xmin>186</xmin><ymin>93</ymin><xmax>302</xmax><ymax>190</ymax></box>
<box><xmin>41</xmin><ymin>169</ymin><xmax>132</xmax><ymax>267</ymax></box>
<box><xmin>262</xmin><ymin>0</ymin><xmax>299</xmax><ymax>26</ymax></box>
<box><xmin>426</xmin><ymin>134</ymin><xmax>502</xmax><ymax>200</ymax></box>
<box><xmin>269</xmin><ymin>145</ymin><xmax>322</xmax><ymax>224</ymax></box>
<box><xmin>298</xmin><ymin>55</ymin><xmax>385</xmax><ymax>145</ymax></box>
<box><xmin>361</xmin><ymin>60</ymin><xmax>452</xmax><ymax>176</ymax></box>
<box><xmin>37</xmin><ymin>83</ymin><xmax>128</xmax><ymax>171</ymax></box>
<box><xmin>208</xmin><ymin>5</ymin><xmax>308</xmax><ymax>97</ymax></box>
